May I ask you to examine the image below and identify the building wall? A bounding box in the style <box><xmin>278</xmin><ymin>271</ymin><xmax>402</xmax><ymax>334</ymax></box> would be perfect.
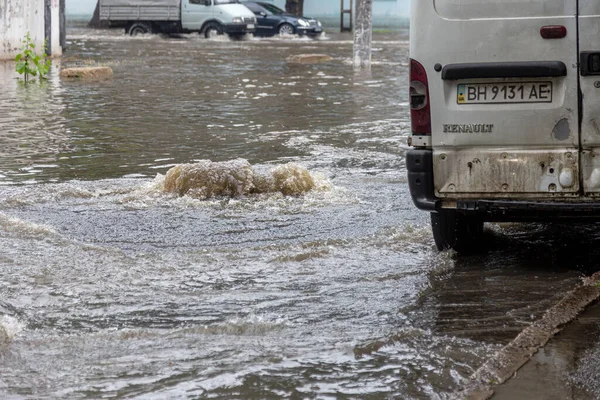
<box><xmin>0</xmin><ymin>0</ymin><xmax>62</xmax><ymax>60</ymax></box>
<box><xmin>271</xmin><ymin>0</ymin><xmax>410</xmax><ymax>17</ymax></box>
<box><xmin>66</xmin><ymin>0</ymin><xmax>97</xmax><ymax>15</ymax></box>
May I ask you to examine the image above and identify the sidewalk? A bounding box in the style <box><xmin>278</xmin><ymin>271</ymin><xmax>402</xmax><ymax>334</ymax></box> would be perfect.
<box><xmin>493</xmin><ymin>301</ymin><xmax>600</xmax><ymax>399</ymax></box>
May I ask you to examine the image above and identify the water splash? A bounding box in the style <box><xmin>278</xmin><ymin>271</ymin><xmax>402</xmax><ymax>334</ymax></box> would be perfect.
<box><xmin>163</xmin><ymin>159</ymin><xmax>316</xmax><ymax>199</ymax></box>
<box><xmin>0</xmin><ymin>315</ymin><xmax>24</xmax><ymax>344</ymax></box>
<box><xmin>0</xmin><ymin>213</ymin><xmax>58</xmax><ymax>239</ymax></box>
<box><xmin>164</xmin><ymin>159</ymin><xmax>254</xmax><ymax>197</ymax></box>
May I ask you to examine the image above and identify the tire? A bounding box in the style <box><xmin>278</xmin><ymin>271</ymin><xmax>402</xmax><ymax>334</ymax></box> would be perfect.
<box><xmin>128</xmin><ymin>22</ymin><xmax>152</xmax><ymax>36</ymax></box>
<box><xmin>278</xmin><ymin>23</ymin><xmax>295</xmax><ymax>36</ymax></box>
<box><xmin>430</xmin><ymin>210</ymin><xmax>484</xmax><ymax>252</ymax></box>
<box><xmin>204</xmin><ymin>22</ymin><xmax>223</xmax><ymax>38</ymax></box>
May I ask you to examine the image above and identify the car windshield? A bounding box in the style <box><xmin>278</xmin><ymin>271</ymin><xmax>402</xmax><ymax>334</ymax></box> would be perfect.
<box><xmin>214</xmin><ymin>0</ymin><xmax>237</xmax><ymax>4</ymax></box>
<box><xmin>258</xmin><ymin>2</ymin><xmax>285</xmax><ymax>14</ymax></box>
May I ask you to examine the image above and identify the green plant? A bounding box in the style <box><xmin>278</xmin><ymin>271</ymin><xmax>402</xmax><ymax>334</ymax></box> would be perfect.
<box><xmin>14</xmin><ymin>33</ymin><xmax>51</xmax><ymax>83</ymax></box>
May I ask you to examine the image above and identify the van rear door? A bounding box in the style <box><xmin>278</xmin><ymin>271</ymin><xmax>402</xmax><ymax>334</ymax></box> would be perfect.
<box><xmin>580</xmin><ymin>3</ymin><xmax>600</xmax><ymax>196</ymax></box>
<box><xmin>412</xmin><ymin>1</ymin><xmax>579</xmax><ymax>199</ymax></box>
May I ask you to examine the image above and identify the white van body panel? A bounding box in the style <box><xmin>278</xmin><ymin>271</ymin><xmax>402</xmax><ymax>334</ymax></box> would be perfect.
<box><xmin>579</xmin><ymin>2</ymin><xmax>600</xmax><ymax>194</ymax></box>
<box><xmin>182</xmin><ymin>0</ymin><xmax>213</xmax><ymax>30</ymax></box>
<box><xmin>410</xmin><ymin>0</ymin><xmax>580</xmax><ymax>198</ymax></box>
<box><xmin>433</xmin><ymin>0</ymin><xmax>571</xmax><ymax>20</ymax></box>
<box><xmin>100</xmin><ymin>0</ymin><xmax>181</xmax><ymax>21</ymax></box>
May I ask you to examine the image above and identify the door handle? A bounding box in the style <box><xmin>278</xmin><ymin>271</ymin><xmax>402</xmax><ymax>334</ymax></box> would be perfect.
<box><xmin>441</xmin><ymin>61</ymin><xmax>567</xmax><ymax>80</ymax></box>
<box><xmin>581</xmin><ymin>52</ymin><xmax>600</xmax><ymax>76</ymax></box>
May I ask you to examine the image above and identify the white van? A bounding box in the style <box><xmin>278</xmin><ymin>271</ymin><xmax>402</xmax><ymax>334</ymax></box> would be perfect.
<box><xmin>100</xmin><ymin>0</ymin><xmax>256</xmax><ymax>38</ymax></box>
<box><xmin>407</xmin><ymin>1</ymin><xmax>600</xmax><ymax>251</ymax></box>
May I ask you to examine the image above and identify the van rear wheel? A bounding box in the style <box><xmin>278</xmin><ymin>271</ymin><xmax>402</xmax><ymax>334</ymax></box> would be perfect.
<box><xmin>128</xmin><ymin>22</ymin><xmax>152</xmax><ymax>36</ymax></box>
<box><xmin>430</xmin><ymin>210</ymin><xmax>483</xmax><ymax>252</ymax></box>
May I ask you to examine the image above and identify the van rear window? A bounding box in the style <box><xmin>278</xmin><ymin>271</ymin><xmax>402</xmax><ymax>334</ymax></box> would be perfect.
<box><xmin>434</xmin><ymin>0</ymin><xmax>573</xmax><ymax>20</ymax></box>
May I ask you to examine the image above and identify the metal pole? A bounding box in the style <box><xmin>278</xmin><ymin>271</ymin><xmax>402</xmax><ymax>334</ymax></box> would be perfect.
<box><xmin>353</xmin><ymin>0</ymin><xmax>372</xmax><ymax>70</ymax></box>
<box><xmin>340</xmin><ymin>0</ymin><xmax>343</xmax><ymax>33</ymax></box>
<box><xmin>45</xmin><ymin>0</ymin><xmax>52</xmax><ymax>55</ymax></box>
<box><xmin>60</xmin><ymin>0</ymin><xmax>66</xmax><ymax>51</ymax></box>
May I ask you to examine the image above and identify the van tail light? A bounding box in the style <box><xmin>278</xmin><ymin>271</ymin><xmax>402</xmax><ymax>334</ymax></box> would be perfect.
<box><xmin>410</xmin><ymin>59</ymin><xmax>431</xmax><ymax>135</ymax></box>
<box><xmin>540</xmin><ymin>25</ymin><xmax>567</xmax><ymax>39</ymax></box>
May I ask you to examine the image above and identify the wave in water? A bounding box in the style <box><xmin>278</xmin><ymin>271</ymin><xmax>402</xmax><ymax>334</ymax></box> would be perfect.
<box><xmin>0</xmin><ymin>213</ymin><xmax>59</xmax><ymax>239</ymax></box>
<box><xmin>0</xmin><ymin>315</ymin><xmax>24</xmax><ymax>344</ymax></box>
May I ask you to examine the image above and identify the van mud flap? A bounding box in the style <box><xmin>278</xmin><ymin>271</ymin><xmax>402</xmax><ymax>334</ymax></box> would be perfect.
<box><xmin>406</xmin><ymin>149</ymin><xmax>439</xmax><ymax>211</ymax></box>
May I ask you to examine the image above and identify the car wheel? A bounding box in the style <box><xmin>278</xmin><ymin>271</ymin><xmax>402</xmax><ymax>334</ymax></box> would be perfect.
<box><xmin>278</xmin><ymin>23</ymin><xmax>295</xmax><ymax>36</ymax></box>
<box><xmin>430</xmin><ymin>210</ymin><xmax>483</xmax><ymax>252</ymax></box>
<box><xmin>204</xmin><ymin>22</ymin><xmax>223</xmax><ymax>38</ymax></box>
<box><xmin>128</xmin><ymin>22</ymin><xmax>152</xmax><ymax>36</ymax></box>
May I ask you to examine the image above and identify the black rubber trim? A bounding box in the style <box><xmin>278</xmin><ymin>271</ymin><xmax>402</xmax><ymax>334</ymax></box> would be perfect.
<box><xmin>441</xmin><ymin>61</ymin><xmax>567</xmax><ymax>80</ymax></box>
<box><xmin>456</xmin><ymin>199</ymin><xmax>600</xmax><ymax>221</ymax></box>
<box><xmin>406</xmin><ymin>149</ymin><xmax>439</xmax><ymax>211</ymax></box>
<box><xmin>223</xmin><ymin>24</ymin><xmax>255</xmax><ymax>34</ymax></box>
<box><xmin>580</xmin><ymin>52</ymin><xmax>600</xmax><ymax>76</ymax></box>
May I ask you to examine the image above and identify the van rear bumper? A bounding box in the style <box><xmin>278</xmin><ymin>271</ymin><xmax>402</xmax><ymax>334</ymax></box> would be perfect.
<box><xmin>456</xmin><ymin>200</ymin><xmax>600</xmax><ymax>221</ymax></box>
<box><xmin>406</xmin><ymin>149</ymin><xmax>600</xmax><ymax>221</ymax></box>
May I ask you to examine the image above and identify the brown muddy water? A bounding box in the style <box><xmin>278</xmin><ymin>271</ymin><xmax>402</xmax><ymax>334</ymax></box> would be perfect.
<box><xmin>0</xmin><ymin>28</ymin><xmax>599</xmax><ymax>399</ymax></box>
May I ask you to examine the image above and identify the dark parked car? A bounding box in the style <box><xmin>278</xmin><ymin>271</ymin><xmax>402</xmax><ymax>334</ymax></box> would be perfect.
<box><xmin>241</xmin><ymin>1</ymin><xmax>323</xmax><ymax>37</ymax></box>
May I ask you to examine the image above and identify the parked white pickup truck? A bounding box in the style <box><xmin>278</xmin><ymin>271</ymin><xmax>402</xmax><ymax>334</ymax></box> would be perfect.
<box><xmin>99</xmin><ymin>0</ymin><xmax>256</xmax><ymax>38</ymax></box>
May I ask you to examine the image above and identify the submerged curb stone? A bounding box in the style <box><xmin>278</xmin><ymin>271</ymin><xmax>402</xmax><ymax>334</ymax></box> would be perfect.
<box><xmin>286</xmin><ymin>54</ymin><xmax>332</xmax><ymax>64</ymax></box>
<box><xmin>59</xmin><ymin>66</ymin><xmax>113</xmax><ymax>81</ymax></box>
<box><xmin>456</xmin><ymin>271</ymin><xmax>600</xmax><ymax>400</ymax></box>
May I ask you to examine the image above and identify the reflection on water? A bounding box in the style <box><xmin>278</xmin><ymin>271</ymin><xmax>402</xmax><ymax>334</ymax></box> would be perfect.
<box><xmin>0</xmin><ymin>27</ymin><xmax>597</xmax><ymax>399</ymax></box>
<box><xmin>0</xmin><ymin>63</ymin><xmax>69</xmax><ymax>184</ymax></box>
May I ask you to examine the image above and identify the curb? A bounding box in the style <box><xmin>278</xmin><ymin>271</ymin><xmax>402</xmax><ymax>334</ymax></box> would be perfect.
<box><xmin>59</xmin><ymin>66</ymin><xmax>113</xmax><ymax>81</ymax></box>
<box><xmin>286</xmin><ymin>54</ymin><xmax>332</xmax><ymax>64</ymax></box>
<box><xmin>455</xmin><ymin>271</ymin><xmax>600</xmax><ymax>399</ymax></box>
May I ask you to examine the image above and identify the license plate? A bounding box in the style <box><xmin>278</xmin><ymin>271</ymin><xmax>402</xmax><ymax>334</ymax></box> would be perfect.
<box><xmin>457</xmin><ymin>82</ymin><xmax>553</xmax><ymax>104</ymax></box>
<box><xmin>246</xmin><ymin>24</ymin><xmax>255</xmax><ymax>29</ymax></box>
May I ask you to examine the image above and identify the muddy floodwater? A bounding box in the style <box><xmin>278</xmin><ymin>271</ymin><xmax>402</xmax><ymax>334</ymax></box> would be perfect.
<box><xmin>0</xmin><ymin>27</ymin><xmax>599</xmax><ymax>399</ymax></box>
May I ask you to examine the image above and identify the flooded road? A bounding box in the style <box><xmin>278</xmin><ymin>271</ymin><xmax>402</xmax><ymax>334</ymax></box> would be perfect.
<box><xmin>0</xmin><ymin>27</ymin><xmax>598</xmax><ymax>398</ymax></box>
